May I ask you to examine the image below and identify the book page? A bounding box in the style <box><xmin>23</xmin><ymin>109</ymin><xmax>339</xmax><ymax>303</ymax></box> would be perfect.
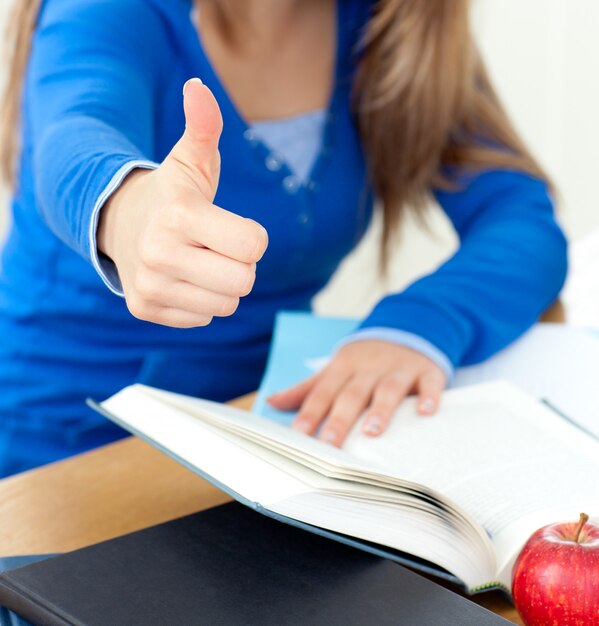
<box><xmin>101</xmin><ymin>389</ymin><xmax>312</xmax><ymax>506</ymax></box>
<box><xmin>269</xmin><ymin>492</ymin><xmax>492</xmax><ymax>590</ymax></box>
<box><xmin>341</xmin><ymin>382</ymin><xmax>599</xmax><ymax>575</ymax></box>
<box><xmin>452</xmin><ymin>324</ymin><xmax>599</xmax><ymax>439</ymax></box>
<box><xmin>148</xmin><ymin>380</ymin><xmax>599</xmax><ymax>544</ymax></box>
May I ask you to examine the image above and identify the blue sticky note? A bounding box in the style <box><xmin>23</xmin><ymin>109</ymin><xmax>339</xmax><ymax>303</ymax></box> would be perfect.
<box><xmin>253</xmin><ymin>311</ymin><xmax>358</xmax><ymax>423</ymax></box>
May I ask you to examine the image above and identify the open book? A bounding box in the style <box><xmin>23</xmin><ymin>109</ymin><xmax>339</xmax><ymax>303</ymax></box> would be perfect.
<box><xmin>92</xmin><ymin>380</ymin><xmax>599</xmax><ymax>595</ymax></box>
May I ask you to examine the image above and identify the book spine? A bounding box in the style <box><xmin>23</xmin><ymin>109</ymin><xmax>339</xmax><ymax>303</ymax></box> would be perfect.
<box><xmin>0</xmin><ymin>575</ymin><xmax>80</xmax><ymax>626</ymax></box>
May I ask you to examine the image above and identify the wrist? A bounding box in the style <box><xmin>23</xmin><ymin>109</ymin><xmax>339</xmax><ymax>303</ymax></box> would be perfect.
<box><xmin>97</xmin><ymin>168</ymin><xmax>152</xmax><ymax>260</ymax></box>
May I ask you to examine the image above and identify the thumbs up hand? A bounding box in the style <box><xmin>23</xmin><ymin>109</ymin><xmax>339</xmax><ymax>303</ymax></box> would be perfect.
<box><xmin>98</xmin><ymin>79</ymin><xmax>268</xmax><ymax>328</ymax></box>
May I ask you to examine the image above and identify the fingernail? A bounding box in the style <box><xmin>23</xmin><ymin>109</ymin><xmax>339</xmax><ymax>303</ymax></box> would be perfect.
<box><xmin>363</xmin><ymin>416</ymin><xmax>382</xmax><ymax>436</ymax></box>
<box><xmin>318</xmin><ymin>429</ymin><xmax>337</xmax><ymax>445</ymax></box>
<box><xmin>293</xmin><ymin>420</ymin><xmax>312</xmax><ymax>434</ymax></box>
<box><xmin>418</xmin><ymin>398</ymin><xmax>435</xmax><ymax>414</ymax></box>
<box><xmin>183</xmin><ymin>77</ymin><xmax>203</xmax><ymax>95</ymax></box>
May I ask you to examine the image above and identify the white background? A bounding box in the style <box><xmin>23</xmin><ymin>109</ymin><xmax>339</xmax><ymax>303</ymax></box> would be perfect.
<box><xmin>0</xmin><ymin>0</ymin><xmax>598</xmax><ymax>317</ymax></box>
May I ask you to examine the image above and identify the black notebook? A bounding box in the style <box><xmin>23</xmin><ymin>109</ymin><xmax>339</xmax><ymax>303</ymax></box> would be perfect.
<box><xmin>0</xmin><ymin>503</ymin><xmax>509</xmax><ymax>626</ymax></box>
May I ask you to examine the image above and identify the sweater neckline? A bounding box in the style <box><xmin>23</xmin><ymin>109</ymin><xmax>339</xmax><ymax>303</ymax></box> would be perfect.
<box><xmin>182</xmin><ymin>0</ymin><xmax>345</xmax><ymax>192</ymax></box>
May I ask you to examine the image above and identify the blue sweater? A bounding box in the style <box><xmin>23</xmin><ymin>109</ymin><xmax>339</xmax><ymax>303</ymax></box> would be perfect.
<box><xmin>0</xmin><ymin>0</ymin><xmax>567</xmax><ymax>476</ymax></box>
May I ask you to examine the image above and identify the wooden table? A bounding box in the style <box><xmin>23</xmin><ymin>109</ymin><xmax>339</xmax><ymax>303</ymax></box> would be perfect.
<box><xmin>0</xmin><ymin>393</ymin><xmax>524</xmax><ymax>625</ymax></box>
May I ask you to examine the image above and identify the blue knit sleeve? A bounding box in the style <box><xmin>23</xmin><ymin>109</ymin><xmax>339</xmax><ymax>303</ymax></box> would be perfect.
<box><xmin>359</xmin><ymin>170</ymin><xmax>568</xmax><ymax>367</ymax></box>
<box><xmin>26</xmin><ymin>0</ymin><xmax>168</xmax><ymax>263</ymax></box>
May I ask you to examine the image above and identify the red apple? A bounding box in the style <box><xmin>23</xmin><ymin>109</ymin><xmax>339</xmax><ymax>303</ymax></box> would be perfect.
<box><xmin>512</xmin><ymin>513</ymin><xmax>599</xmax><ymax>626</ymax></box>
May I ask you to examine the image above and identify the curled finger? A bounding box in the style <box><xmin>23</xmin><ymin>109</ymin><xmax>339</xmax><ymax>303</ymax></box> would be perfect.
<box><xmin>416</xmin><ymin>370</ymin><xmax>446</xmax><ymax>415</ymax></box>
<box><xmin>362</xmin><ymin>370</ymin><xmax>415</xmax><ymax>437</ymax></box>
<box><xmin>318</xmin><ymin>373</ymin><xmax>378</xmax><ymax>447</ymax></box>
<box><xmin>292</xmin><ymin>369</ymin><xmax>352</xmax><ymax>436</ymax></box>
<box><xmin>268</xmin><ymin>373</ymin><xmax>320</xmax><ymax>412</ymax></box>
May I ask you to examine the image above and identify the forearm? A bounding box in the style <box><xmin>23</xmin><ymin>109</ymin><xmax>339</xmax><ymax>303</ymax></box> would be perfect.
<box><xmin>28</xmin><ymin>0</ymin><xmax>165</xmax><ymax>263</ymax></box>
<box><xmin>34</xmin><ymin>117</ymin><xmax>156</xmax><ymax>260</ymax></box>
<box><xmin>359</xmin><ymin>171</ymin><xmax>568</xmax><ymax>367</ymax></box>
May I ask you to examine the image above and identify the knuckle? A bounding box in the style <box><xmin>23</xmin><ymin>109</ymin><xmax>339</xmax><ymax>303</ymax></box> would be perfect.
<box><xmin>340</xmin><ymin>385</ymin><xmax>365</xmax><ymax>406</ymax></box>
<box><xmin>177</xmin><ymin>321</ymin><xmax>197</xmax><ymax>329</ymax></box>
<box><xmin>126</xmin><ymin>294</ymin><xmax>153</xmax><ymax>322</ymax></box>
<box><xmin>369</xmin><ymin>401</ymin><xmax>393</xmax><ymax>418</ymax></box>
<box><xmin>326</xmin><ymin>411</ymin><xmax>351</xmax><ymax>431</ymax></box>
<box><xmin>139</xmin><ymin>238</ymin><xmax>165</xmax><ymax>271</ymax></box>
<box><xmin>241</xmin><ymin>221</ymin><xmax>267</xmax><ymax>262</ymax></box>
<box><xmin>234</xmin><ymin>266</ymin><xmax>256</xmax><ymax>297</ymax></box>
<box><xmin>386</xmin><ymin>370</ymin><xmax>413</xmax><ymax>389</ymax></box>
<box><xmin>296</xmin><ymin>409</ymin><xmax>320</xmax><ymax>429</ymax></box>
<box><xmin>172</xmin><ymin>151</ymin><xmax>214</xmax><ymax>198</ymax></box>
<box><xmin>167</xmin><ymin>200</ymin><xmax>190</xmax><ymax>233</ymax></box>
<box><xmin>158</xmin><ymin>311</ymin><xmax>212</xmax><ymax>329</ymax></box>
<box><xmin>307</xmin><ymin>389</ymin><xmax>330</xmax><ymax>408</ymax></box>
<box><xmin>196</xmin><ymin>315</ymin><xmax>213</xmax><ymax>327</ymax></box>
<box><xmin>327</xmin><ymin>359</ymin><xmax>350</xmax><ymax>378</ymax></box>
<box><xmin>154</xmin><ymin>310</ymin><xmax>189</xmax><ymax>329</ymax></box>
<box><xmin>217</xmin><ymin>296</ymin><xmax>239</xmax><ymax>317</ymax></box>
<box><xmin>418</xmin><ymin>373</ymin><xmax>435</xmax><ymax>389</ymax></box>
<box><xmin>302</xmin><ymin>402</ymin><xmax>330</xmax><ymax>423</ymax></box>
<box><xmin>152</xmin><ymin>309</ymin><xmax>172</xmax><ymax>327</ymax></box>
<box><xmin>298</xmin><ymin>401</ymin><xmax>324</xmax><ymax>424</ymax></box>
<box><xmin>426</xmin><ymin>368</ymin><xmax>447</xmax><ymax>385</ymax></box>
<box><xmin>378</xmin><ymin>377</ymin><xmax>400</xmax><ymax>395</ymax></box>
<box><xmin>133</xmin><ymin>271</ymin><xmax>161</xmax><ymax>303</ymax></box>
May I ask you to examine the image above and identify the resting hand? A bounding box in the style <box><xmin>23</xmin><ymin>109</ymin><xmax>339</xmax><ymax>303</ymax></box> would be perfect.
<box><xmin>268</xmin><ymin>340</ymin><xmax>447</xmax><ymax>447</ymax></box>
<box><xmin>98</xmin><ymin>79</ymin><xmax>268</xmax><ymax>328</ymax></box>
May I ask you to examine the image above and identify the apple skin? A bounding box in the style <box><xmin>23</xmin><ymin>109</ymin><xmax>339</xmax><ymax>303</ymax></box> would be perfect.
<box><xmin>512</xmin><ymin>515</ymin><xmax>599</xmax><ymax>626</ymax></box>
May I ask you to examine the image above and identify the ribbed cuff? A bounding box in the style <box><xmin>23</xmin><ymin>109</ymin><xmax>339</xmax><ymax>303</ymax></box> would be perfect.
<box><xmin>88</xmin><ymin>160</ymin><xmax>159</xmax><ymax>296</ymax></box>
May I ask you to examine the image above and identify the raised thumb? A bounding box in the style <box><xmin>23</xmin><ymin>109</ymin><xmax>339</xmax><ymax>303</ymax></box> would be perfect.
<box><xmin>169</xmin><ymin>78</ymin><xmax>223</xmax><ymax>196</ymax></box>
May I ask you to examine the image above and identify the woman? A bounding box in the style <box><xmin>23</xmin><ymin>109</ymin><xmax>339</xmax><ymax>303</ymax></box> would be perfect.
<box><xmin>0</xmin><ymin>0</ymin><xmax>567</xmax><ymax>477</ymax></box>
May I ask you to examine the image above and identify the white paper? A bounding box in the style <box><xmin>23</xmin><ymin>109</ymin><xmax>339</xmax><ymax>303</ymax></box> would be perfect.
<box><xmin>452</xmin><ymin>324</ymin><xmax>599</xmax><ymax>439</ymax></box>
<box><xmin>343</xmin><ymin>383</ymin><xmax>599</xmax><ymax>538</ymax></box>
<box><xmin>562</xmin><ymin>228</ymin><xmax>599</xmax><ymax>328</ymax></box>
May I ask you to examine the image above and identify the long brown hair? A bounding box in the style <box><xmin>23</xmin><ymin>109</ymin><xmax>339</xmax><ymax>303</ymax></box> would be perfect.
<box><xmin>354</xmin><ymin>0</ymin><xmax>548</xmax><ymax>261</ymax></box>
<box><xmin>0</xmin><ymin>0</ymin><xmax>40</xmax><ymax>186</ymax></box>
<box><xmin>1</xmin><ymin>0</ymin><xmax>549</xmax><ymax>261</ymax></box>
